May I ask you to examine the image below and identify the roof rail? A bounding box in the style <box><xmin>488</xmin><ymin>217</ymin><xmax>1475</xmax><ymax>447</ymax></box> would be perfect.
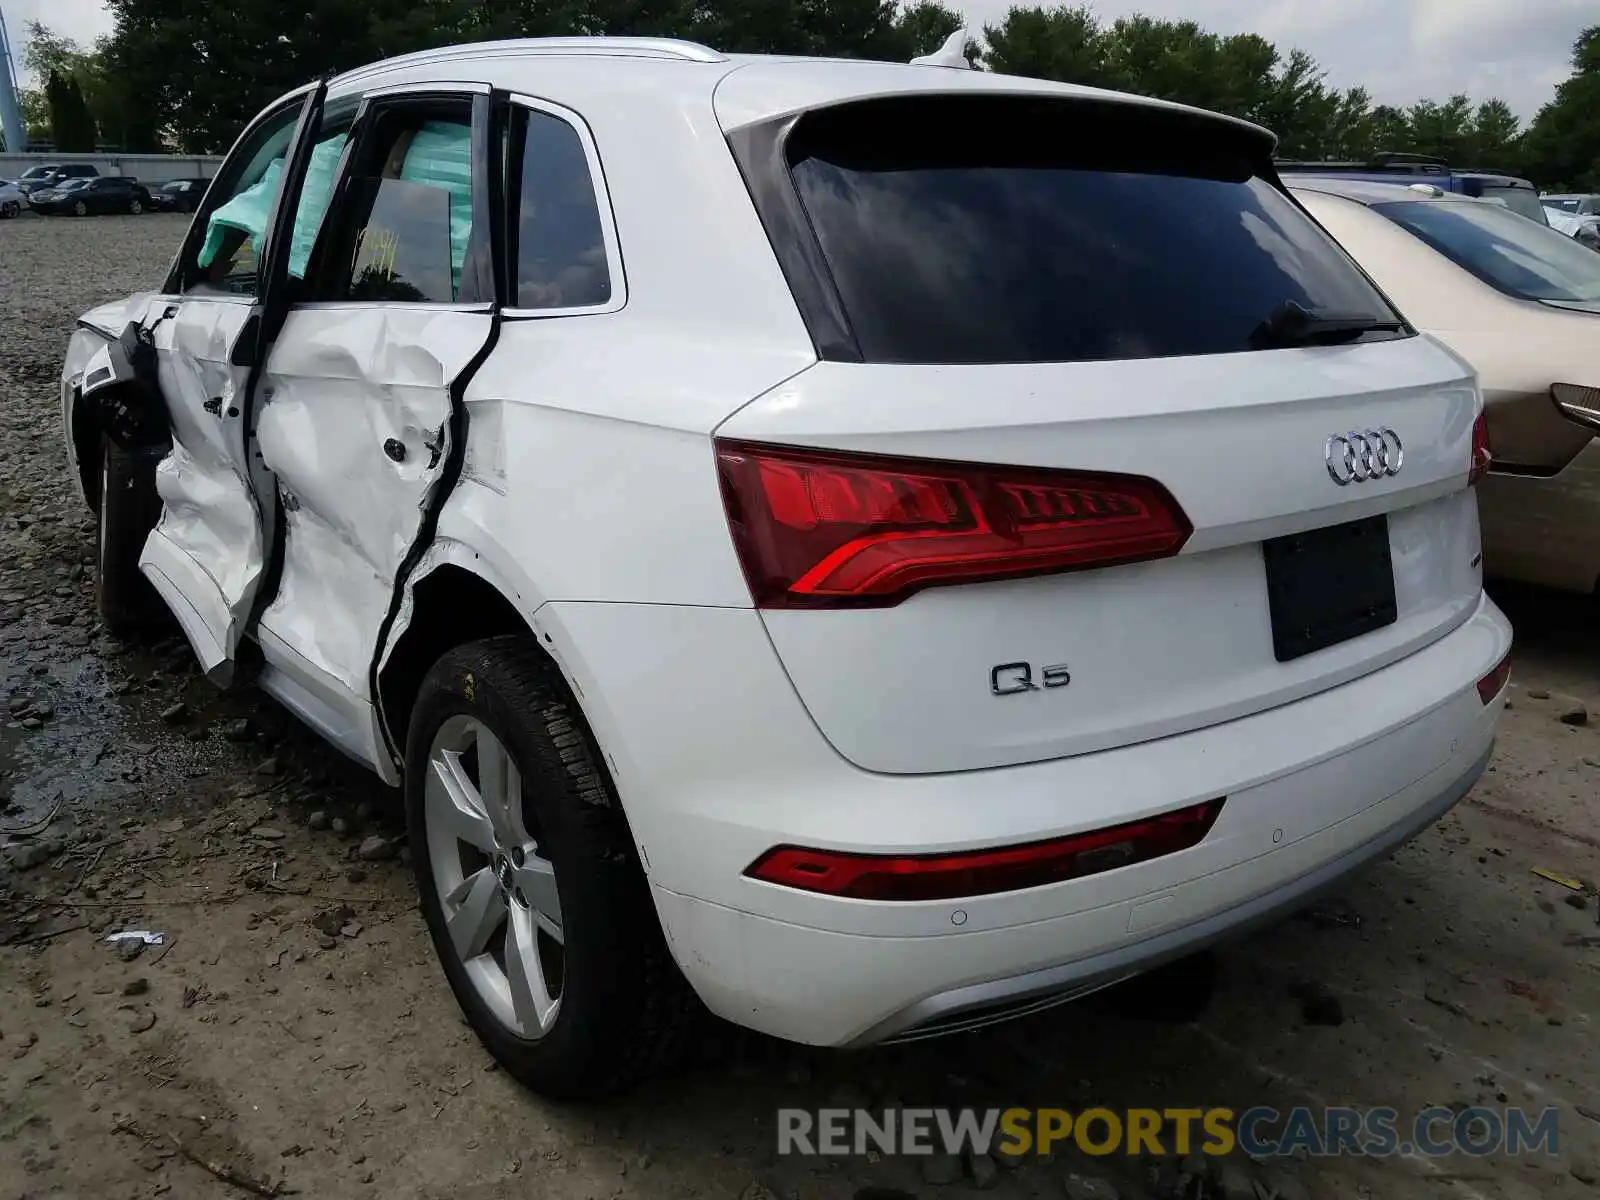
<box><xmin>1275</xmin><ymin>159</ymin><xmax>1369</xmax><ymax>171</ymax></box>
<box><xmin>336</xmin><ymin>36</ymin><xmax>727</xmax><ymax>86</ymax></box>
<box><xmin>496</xmin><ymin>36</ymin><xmax>726</xmax><ymax>62</ymax></box>
<box><xmin>1371</xmin><ymin>151</ymin><xmax>1448</xmax><ymax>168</ymax></box>
<box><xmin>1274</xmin><ymin>155</ymin><xmax>1450</xmax><ymax>177</ymax></box>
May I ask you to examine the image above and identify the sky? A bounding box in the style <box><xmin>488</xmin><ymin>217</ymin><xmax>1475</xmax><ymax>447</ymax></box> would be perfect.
<box><xmin>3</xmin><ymin>0</ymin><xmax>1592</xmax><ymax>122</ymax></box>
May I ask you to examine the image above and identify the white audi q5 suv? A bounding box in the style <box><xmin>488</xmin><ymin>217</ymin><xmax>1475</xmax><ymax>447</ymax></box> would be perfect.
<box><xmin>59</xmin><ymin>36</ymin><xmax>1511</xmax><ymax>1098</ymax></box>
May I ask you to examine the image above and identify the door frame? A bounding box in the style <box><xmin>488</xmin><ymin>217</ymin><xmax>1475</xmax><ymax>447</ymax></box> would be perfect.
<box><xmin>242</xmin><ymin>83</ymin><xmax>508</xmax><ymax>774</ymax></box>
<box><xmin>135</xmin><ymin>81</ymin><xmax>333</xmax><ymax>685</ymax></box>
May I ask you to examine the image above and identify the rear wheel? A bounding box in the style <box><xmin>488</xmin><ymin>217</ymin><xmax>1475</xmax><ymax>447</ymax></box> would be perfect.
<box><xmin>95</xmin><ymin>436</ymin><xmax>165</xmax><ymax>634</ymax></box>
<box><xmin>406</xmin><ymin>636</ymin><xmax>697</xmax><ymax>1099</ymax></box>
<box><xmin>0</xmin><ymin>200</ymin><xmax>17</xmax><ymax>219</ymax></box>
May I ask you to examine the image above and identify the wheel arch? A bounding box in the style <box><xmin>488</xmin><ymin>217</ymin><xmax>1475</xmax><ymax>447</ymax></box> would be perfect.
<box><xmin>70</xmin><ymin>387</ymin><xmax>101</xmax><ymax>512</ymax></box>
<box><xmin>377</xmin><ymin>559</ymin><xmax>536</xmax><ymax>757</ymax></box>
<box><xmin>375</xmin><ymin>548</ymin><xmax>665</xmax><ymax>884</ymax></box>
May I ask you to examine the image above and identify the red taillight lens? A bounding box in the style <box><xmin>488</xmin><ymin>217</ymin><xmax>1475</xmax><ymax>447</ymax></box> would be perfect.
<box><xmin>1477</xmin><ymin>650</ymin><xmax>1512</xmax><ymax>704</ymax></box>
<box><xmin>744</xmin><ymin>800</ymin><xmax>1224</xmax><ymax>901</ymax></box>
<box><xmin>1468</xmin><ymin>412</ymin><xmax>1492</xmax><ymax>485</ymax></box>
<box><xmin>714</xmin><ymin>440</ymin><xmax>1192</xmax><ymax>608</ymax></box>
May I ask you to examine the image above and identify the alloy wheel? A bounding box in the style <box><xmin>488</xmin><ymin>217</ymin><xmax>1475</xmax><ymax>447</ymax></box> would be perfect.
<box><xmin>425</xmin><ymin>714</ymin><xmax>564</xmax><ymax>1039</ymax></box>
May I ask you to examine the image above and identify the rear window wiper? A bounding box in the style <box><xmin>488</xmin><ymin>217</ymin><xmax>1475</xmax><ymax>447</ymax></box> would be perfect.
<box><xmin>1249</xmin><ymin>300</ymin><xmax>1405</xmax><ymax>350</ymax></box>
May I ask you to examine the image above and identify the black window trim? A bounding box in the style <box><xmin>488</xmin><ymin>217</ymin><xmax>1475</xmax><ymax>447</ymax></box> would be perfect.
<box><xmin>501</xmin><ymin>91</ymin><xmax>626</xmax><ymax>319</ymax></box>
<box><xmin>727</xmin><ymin>93</ymin><xmax>1415</xmax><ymax>365</ymax></box>
<box><xmin>292</xmin><ymin>81</ymin><xmax>499</xmax><ymax>313</ymax></box>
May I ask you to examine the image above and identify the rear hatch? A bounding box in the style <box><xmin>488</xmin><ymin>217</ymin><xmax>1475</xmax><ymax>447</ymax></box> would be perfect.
<box><xmin>716</xmin><ymin>89</ymin><xmax>1487</xmax><ymax>776</ymax></box>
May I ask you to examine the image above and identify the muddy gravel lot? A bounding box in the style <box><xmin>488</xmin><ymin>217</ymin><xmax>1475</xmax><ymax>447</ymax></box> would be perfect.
<box><xmin>3</xmin><ymin>212</ymin><xmax>1600</xmax><ymax>1200</ymax></box>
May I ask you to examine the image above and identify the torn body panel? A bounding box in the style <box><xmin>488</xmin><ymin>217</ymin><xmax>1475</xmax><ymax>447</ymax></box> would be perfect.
<box><xmin>62</xmin><ymin>294</ymin><xmax>172</xmax><ymax>509</ymax></box>
<box><xmin>252</xmin><ymin>305</ymin><xmax>494</xmax><ymax>772</ymax></box>
<box><xmin>137</xmin><ymin>298</ymin><xmax>269</xmax><ymax>686</ymax></box>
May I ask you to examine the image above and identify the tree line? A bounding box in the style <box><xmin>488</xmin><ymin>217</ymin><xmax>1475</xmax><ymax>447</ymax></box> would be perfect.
<box><xmin>10</xmin><ymin>2</ymin><xmax>1599</xmax><ymax>190</ymax></box>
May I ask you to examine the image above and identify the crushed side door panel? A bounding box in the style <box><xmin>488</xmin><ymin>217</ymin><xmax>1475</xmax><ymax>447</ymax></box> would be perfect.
<box><xmin>136</xmin><ymin>299</ymin><xmax>269</xmax><ymax>684</ymax></box>
<box><xmin>251</xmin><ymin>306</ymin><xmax>494</xmax><ymax>767</ymax></box>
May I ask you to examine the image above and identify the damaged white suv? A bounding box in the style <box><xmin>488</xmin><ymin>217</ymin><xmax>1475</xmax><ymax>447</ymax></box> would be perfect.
<box><xmin>60</xmin><ymin>37</ymin><xmax>1512</xmax><ymax>1098</ymax></box>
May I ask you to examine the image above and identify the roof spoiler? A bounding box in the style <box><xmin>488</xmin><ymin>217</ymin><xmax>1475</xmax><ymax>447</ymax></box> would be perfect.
<box><xmin>910</xmin><ymin>28</ymin><xmax>973</xmax><ymax>69</ymax></box>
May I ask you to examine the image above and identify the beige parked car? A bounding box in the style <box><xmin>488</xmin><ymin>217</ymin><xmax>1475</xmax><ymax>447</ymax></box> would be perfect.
<box><xmin>1291</xmin><ymin>177</ymin><xmax>1600</xmax><ymax>594</ymax></box>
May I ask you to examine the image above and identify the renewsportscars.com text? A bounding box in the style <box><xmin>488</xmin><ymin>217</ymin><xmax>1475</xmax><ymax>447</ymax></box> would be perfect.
<box><xmin>777</xmin><ymin>1106</ymin><xmax>1560</xmax><ymax>1160</ymax></box>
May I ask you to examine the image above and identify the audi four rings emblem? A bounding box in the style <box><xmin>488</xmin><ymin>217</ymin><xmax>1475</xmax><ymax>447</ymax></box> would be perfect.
<box><xmin>1324</xmin><ymin>428</ymin><xmax>1404</xmax><ymax>485</ymax></box>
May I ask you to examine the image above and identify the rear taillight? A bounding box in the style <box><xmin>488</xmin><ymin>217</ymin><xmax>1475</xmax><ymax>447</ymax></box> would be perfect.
<box><xmin>1477</xmin><ymin>650</ymin><xmax>1512</xmax><ymax>704</ymax></box>
<box><xmin>744</xmin><ymin>800</ymin><xmax>1224</xmax><ymax>901</ymax></box>
<box><xmin>714</xmin><ymin>440</ymin><xmax>1192</xmax><ymax>609</ymax></box>
<box><xmin>1468</xmin><ymin>411</ymin><xmax>1492</xmax><ymax>485</ymax></box>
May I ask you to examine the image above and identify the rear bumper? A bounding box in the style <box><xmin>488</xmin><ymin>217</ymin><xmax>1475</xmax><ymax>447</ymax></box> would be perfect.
<box><xmin>540</xmin><ymin>592</ymin><xmax>1509</xmax><ymax>1047</ymax></box>
<box><xmin>855</xmin><ymin>741</ymin><xmax>1488</xmax><ymax>1045</ymax></box>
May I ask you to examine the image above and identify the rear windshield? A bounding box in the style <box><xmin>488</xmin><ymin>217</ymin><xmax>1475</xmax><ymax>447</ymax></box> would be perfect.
<box><xmin>1468</xmin><ymin>181</ymin><xmax>1547</xmax><ymax>223</ymax></box>
<box><xmin>781</xmin><ymin>96</ymin><xmax>1403</xmax><ymax>365</ymax></box>
<box><xmin>1375</xmin><ymin>199</ymin><xmax>1600</xmax><ymax>305</ymax></box>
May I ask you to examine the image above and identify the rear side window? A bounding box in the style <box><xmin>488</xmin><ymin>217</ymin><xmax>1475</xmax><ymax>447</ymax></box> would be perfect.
<box><xmin>332</xmin><ymin>112</ymin><xmax>475</xmax><ymax>303</ymax></box>
<box><xmin>771</xmin><ymin>96</ymin><xmax>1403</xmax><ymax>365</ymax></box>
<box><xmin>511</xmin><ymin>106</ymin><xmax>612</xmax><ymax>310</ymax></box>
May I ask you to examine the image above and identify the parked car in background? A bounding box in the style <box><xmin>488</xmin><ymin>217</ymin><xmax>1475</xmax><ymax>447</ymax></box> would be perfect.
<box><xmin>1277</xmin><ymin>153</ymin><xmax>1550</xmax><ymax>225</ymax></box>
<box><xmin>1542</xmin><ymin>194</ymin><xmax>1600</xmax><ymax>251</ymax></box>
<box><xmin>29</xmin><ymin>176</ymin><xmax>153</xmax><ymax>216</ymax></box>
<box><xmin>148</xmin><ymin>177</ymin><xmax>213</xmax><ymax>213</ymax></box>
<box><xmin>1293</xmin><ymin>178</ymin><xmax>1600</xmax><ymax>594</ymax></box>
<box><xmin>59</xmin><ymin>37</ymin><xmax>1510</xmax><ymax>1099</ymax></box>
<box><xmin>15</xmin><ymin>163</ymin><xmax>101</xmax><ymax>195</ymax></box>
<box><xmin>0</xmin><ymin>179</ymin><xmax>22</xmax><ymax>218</ymax></box>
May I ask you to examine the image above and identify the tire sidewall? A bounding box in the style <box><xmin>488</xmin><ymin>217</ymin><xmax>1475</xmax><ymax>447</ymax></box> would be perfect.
<box><xmin>404</xmin><ymin>647</ymin><xmax>647</xmax><ymax>1083</ymax></box>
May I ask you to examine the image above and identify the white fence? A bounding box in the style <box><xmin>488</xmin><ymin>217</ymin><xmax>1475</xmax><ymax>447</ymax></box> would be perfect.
<box><xmin>0</xmin><ymin>152</ymin><xmax>224</xmax><ymax>184</ymax></box>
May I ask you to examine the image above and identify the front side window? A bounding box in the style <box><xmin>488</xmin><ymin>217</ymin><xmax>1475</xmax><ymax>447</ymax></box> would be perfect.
<box><xmin>1375</xmin><ymin>199</ymin><xmax>1600</xmax><ymax>308</ymax></box>
<box><xmin>777</xmin><ymin>96</ymin><xmax>1404</xmax><ymax>364</ymax></box>
<box><xmin>195</xmin><ymin>112</ymin><xmax>351</xmax><ymax>293</ymax></box>
<box><xmin>187</xmin><ymin>103</ymin><xmax>303</xmax><ymax>294</ymax></box>
<box><xmin>512</xmin><ymin>106</ymin><xmax>612</xmax><ymax>310</ymax></box>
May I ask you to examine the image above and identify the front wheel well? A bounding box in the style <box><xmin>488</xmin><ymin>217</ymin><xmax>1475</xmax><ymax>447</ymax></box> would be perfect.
<box><xmin>377</xmin><ymin>563</ymin><xmax>539</xmax><ymax>754</ymax></box>
<box><xmin>71</xmin><ymin>392</ymin><xmax>101</xmax><ymax>513</ymax></box>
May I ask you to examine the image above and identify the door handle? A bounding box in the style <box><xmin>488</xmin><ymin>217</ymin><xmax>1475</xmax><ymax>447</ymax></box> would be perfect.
<box><xmin>383</xmin><ymin>438</ymin><xmax>406</xmax><ymax>463</ymax></box>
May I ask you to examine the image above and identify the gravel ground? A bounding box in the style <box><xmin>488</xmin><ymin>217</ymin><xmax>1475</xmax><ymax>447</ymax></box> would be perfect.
<box><xmin>3</xmin><ymin>212</ymin><xmax>1600</xmax><ymax>1200</ymax></box>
